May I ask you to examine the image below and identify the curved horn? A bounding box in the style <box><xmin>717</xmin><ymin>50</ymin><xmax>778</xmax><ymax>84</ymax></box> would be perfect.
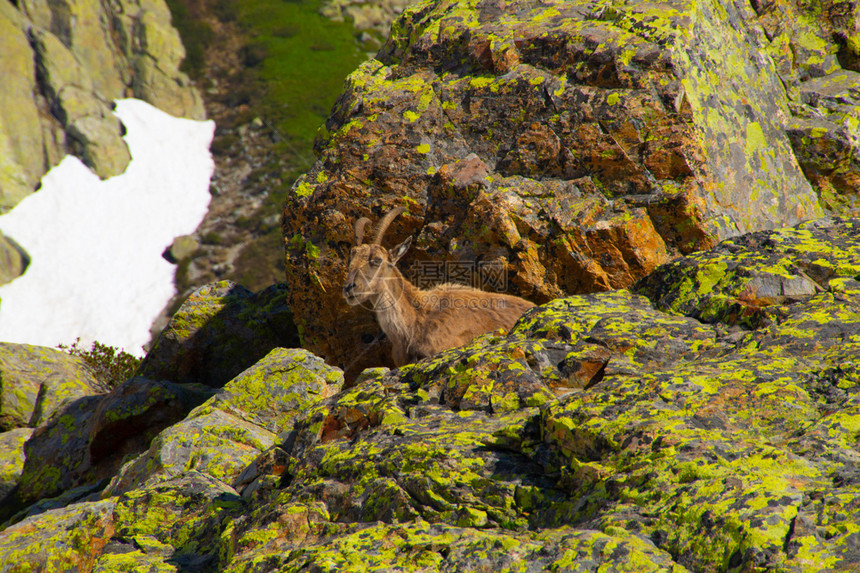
<box><xmin>354</xmin><ymin>217</ymin><xmax>371</xmax><ymax>246</ymax></box>
<box><xmin>372</xmin><ymin>207</ymin><xmax>406</xmax><ymax>245</ymax></box>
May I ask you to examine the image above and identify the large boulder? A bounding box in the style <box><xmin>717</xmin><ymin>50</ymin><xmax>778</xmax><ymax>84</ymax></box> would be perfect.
<box><xmin>0</xmin><ymin>0</ymin><xmax>204</xmax><ymax>211</ymax></box>
<box><xmin>281</xmin><ymin>0</ymin><xmax>860</xmax><ymax>378</ymax></box>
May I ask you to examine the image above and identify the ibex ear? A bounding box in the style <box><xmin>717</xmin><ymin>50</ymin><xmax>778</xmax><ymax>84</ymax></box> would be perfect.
<box><xmin>390</xmin><ymin>236</ymin><xmax>412</xmax><ymax>264</ymax></box>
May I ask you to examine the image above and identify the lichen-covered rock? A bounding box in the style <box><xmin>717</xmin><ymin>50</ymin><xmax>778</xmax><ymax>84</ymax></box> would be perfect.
<box><xmin>213</xmin><ymin>215</ymin><xmax>859</xmax><ymax>570</ymax></box>
<box><xmin>0</xmin><ymin>498</ymin><xmax>116</xmax><ymax>572</ymax></box>
<box><xmin>785</xmin><ymin>70</ymin><xmax>860</xmax><ymax>216</ymax></box>
<box><xmin>0</xmin><ymin>0</ymin><xmax>203</xmax><ymax>211</ymax></box>
<box><xmin>749</xmin><ymin>0</ymin><xmax>860</xmax><ymax>216</ymax></box>
<box><xmin>109</xmin><ymin>472</ymin><xmax>242</xmax><ymax>566</ymax></box>
<box><xmin>106</xmin><ymin>348</ymin><xmax>343</xmax><ymax>495</ymax></box>
<box><xmin>0</xmin><ymin>429</ymin><xmax>32</xmax><ymax>501</ymax></box>
<box><xmin>6</xmin><ymin>377</ymin><xmax>214</xmax><ymax>520</ymax></box>
<box><xmin>1</xmin><ymin>217</ymin><xmax>858</xmax><ymax>571</ymax></box>
<box><xmin>223</xmin><ymin>520</ymin><xmax>689</xmax><ymax>572</ymax></box>
<box><xmin>0</xmin><ymin>342</ymin><xmax>103</xmax><ymax>431</ymax></box>
<box><xmin>634</xmin><ymin>216</ymin><xmax>860</xmax><ymax>327</ymax></box>
<box><xmin>196</xmin><ymin>348</ymin><xmax>345</xmax><ymax>435</ymax></box>
<box><xmin>138</xmin><ymin>281</ymin><xmax>301</xmax><ymax>388</ymax></box>
<box><xmin>280</xmin><ymin>0</ymin><xmax>860</xmax><ymax>377</ymax></box>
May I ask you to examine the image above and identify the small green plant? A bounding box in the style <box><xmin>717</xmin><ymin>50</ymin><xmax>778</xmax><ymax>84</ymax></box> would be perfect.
<box><xmin>59</xmin><ymin>338</ymin><xmax>141</xmax><ymax>393</ymax></box>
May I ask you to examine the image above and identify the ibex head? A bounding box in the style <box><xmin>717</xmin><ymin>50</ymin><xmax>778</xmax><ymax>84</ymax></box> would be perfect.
<box><xmin>343</xmin><ymin>207</ymin><xmax>412</xmax><ymax>307</ymax></box>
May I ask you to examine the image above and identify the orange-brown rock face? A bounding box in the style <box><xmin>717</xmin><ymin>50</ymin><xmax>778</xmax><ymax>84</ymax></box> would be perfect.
<box><xmin>282</xmin><ymin>0</ymin><xmax>845</xmax><ymax>378</ymax></box>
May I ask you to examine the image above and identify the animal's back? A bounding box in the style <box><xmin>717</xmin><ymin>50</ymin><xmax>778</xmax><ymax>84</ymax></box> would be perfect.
<box><xmin>415</xmin><ymin>283</ymin><xmax>534</xmax><ymax>348</ymax></box>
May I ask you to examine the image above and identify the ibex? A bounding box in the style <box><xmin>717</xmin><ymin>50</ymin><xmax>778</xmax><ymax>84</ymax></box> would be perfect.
<box><xmin>343</xmin><ymin>207</ymin><xmax>535</xmax><ymax>366</ymax></box>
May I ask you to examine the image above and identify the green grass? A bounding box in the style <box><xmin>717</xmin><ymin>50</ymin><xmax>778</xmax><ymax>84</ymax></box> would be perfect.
<box><xmin>235</xmin><ymin>0</ymin><xmax>365</xmax><ymax>152</ymax></box>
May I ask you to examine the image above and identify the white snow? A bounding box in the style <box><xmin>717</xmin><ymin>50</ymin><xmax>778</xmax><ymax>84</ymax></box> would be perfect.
<box><xmin>0</xmin><ymin>99</ymin><xmax>215</xmax><ymax>356</ymax></box>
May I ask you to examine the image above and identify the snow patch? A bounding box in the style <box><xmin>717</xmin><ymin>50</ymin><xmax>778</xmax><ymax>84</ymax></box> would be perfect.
<box><xmin>0</xmin><ymin>99</ymin><xmax>215</xmax><ymax>356</ymax></box>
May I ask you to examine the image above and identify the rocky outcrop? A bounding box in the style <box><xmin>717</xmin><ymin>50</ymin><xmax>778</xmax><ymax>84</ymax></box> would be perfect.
<box><xmin>0</xmin><ymin>0</ymin><xmax>204</xmax><ymax>212</ymax></box>
<box><xmin>0</xmin><ymin>216</ymin><xmax>857</xmax><ymax>571</ymax></box>
<box><xmin>281</xmin><ymin>0</ymin><xmax>860</xmax><ymax>378</ymax></box>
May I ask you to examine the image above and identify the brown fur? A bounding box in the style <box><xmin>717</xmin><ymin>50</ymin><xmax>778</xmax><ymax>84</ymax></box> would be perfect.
<box><xmin>343</xmin><ymin>209</ymin><xmax>535</xmax><ymax>366</ymax></box>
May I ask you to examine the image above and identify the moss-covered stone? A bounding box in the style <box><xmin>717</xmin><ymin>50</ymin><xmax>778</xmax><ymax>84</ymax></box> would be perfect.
<box><xmin>0</xmin><ymin>342</ymin><xmax>103</xmax><ymax>431</ymax></box>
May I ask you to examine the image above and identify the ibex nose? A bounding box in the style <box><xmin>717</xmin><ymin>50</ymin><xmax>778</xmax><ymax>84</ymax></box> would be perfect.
<box><xmin>343</xmin><ymin>269</ymin><xmax>358</xmax><ymax>296</ymax></box>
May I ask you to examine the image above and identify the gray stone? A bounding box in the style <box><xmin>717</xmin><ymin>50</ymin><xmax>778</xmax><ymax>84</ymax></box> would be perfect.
<box><xmin>0</xmin><ymin>232</ymin><xmax>28</xmax><ymax>286</ymax></box>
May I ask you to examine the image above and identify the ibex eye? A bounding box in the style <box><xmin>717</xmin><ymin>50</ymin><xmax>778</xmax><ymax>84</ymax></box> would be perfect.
<box><xmin>370</xmin><ymin>257</ymin><xmax>383</xmax><ymax>267</ymax></box>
